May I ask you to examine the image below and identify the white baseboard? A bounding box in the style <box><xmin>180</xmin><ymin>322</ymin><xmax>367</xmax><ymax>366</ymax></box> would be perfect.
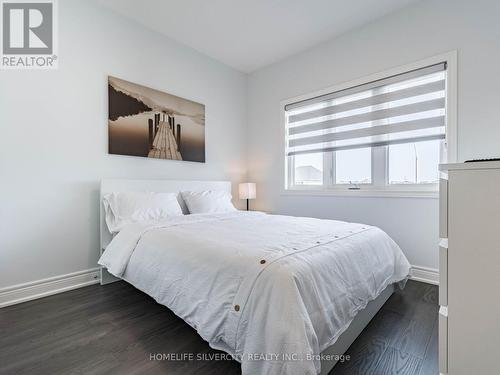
<box><xmin>410</xmin><ymin>265</ymin><xmax>439</xmax><ymax>285</ymax></box>
<box><xmin>0</xmin><ymin>268</ymin><xmax>100</xmax><ymax>308</ymax></box>
<box><xmin>0</xmin><ymin>264</ymin><xmax>438</xmax><ymax>308</ymax></box>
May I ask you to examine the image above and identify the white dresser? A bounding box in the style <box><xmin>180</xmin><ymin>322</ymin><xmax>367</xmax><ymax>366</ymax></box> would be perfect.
<box><xmin>439</xmin><ymin>161</ymin><xmax>500</xmax><ymax>375</ymax></box>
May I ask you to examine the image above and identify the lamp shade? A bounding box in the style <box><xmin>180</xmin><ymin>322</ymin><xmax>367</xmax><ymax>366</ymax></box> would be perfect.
<box><xmin>239</xmin><ymin>183</ymin><xmax>256</xmax><ymax>200</ymax></box>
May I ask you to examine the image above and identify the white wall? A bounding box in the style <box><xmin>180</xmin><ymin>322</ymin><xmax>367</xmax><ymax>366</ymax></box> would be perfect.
<box><xmin>247</xmin><ymin>0</ymin><xmax>500</xmax><ymax>271</ymax></box>
<box><xmin>0</xmin><ymin>0</ymin><xmax>247</xmax><ymax>288</ymax></box>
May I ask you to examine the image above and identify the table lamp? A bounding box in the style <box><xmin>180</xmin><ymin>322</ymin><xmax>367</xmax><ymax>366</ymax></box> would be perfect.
<box><xmin>239</xmin><ymin>183</ymin><xmax>256</xmax><ymax>211</ymax></box>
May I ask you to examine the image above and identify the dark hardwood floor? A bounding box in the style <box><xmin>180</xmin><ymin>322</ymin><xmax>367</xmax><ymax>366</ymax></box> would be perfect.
<box><xmin>0</xmin><ymin>280</ymin><xmax>438</xmax><ymax>375</ymax></box>
<box><xmin>331</xmin><ymin>280</ymin><xmax>438</xmax><ymax>375</ymax></box>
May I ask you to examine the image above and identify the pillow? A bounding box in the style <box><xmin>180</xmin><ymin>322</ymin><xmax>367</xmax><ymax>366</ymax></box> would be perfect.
<box><xmin>103</xmin><ymin>191</ymin><xmax>183</xmax><ymax>233</ymax></box>
<box><xmin>181</xmin><ymin>190</ymin><xmax>236</xmax><ymax>214</ymax></box>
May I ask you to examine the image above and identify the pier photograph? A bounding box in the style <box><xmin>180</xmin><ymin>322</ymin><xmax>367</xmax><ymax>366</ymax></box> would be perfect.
<box><xmin>108</xmin><ymin>76</ymin><xmax>205</xmax><ymax>162</ymax></box>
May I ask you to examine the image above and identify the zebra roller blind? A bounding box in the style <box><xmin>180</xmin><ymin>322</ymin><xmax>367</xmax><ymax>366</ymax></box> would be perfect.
<box><xmin>285</xmin><ymin>63</ymin><xmax>446</xmax><ymax>157</ymax></box>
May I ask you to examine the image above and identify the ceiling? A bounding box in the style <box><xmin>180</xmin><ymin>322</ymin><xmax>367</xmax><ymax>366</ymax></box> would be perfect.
<box><xmin>96</xmin><ymin>0</ymin><xmax>421</xmax><ymax>73</ymax></box>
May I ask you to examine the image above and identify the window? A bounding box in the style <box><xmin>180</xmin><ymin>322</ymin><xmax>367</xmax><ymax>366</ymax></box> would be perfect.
<box><xmin>285</xmin><ymin>60</ymin><xmax>451</xmax><ymax>195</ymax></box>
<box><xmin>335</xmin><ymin>148</ymin><xmax>371</xmax><ymax>184</ymax></box>
<box><xmin>388</xmin><ymin>140</ymin><xmax>442</xmax><ymax>184</ymax></box>
<box><xmin>293</xmin><ymin>153</ymin><xmax>323</xmax><ymax>185</ymax></box>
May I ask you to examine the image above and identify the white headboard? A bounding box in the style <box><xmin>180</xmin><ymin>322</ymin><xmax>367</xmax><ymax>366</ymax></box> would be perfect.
<box><xmin>99</xmin><ymin>179</ymin><xmax>231</xmax><ymax>284</ymax></box>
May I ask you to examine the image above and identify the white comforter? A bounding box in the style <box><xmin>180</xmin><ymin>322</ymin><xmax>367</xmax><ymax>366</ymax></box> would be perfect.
<box><xmin>98</xmin><ymin>211</ymin><xmax>410</xmax><ymax>375</ymax></box>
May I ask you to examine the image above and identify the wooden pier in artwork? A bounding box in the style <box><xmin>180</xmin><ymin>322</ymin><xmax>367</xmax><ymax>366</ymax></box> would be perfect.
<box><xmin>147</xmin><ymin>113</ymin><xmax>182</xmax><ymax>160</ymax></box>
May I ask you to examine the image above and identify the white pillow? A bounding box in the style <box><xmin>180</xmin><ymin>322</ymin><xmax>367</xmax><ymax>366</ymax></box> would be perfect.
<box><xmin>103</xmin><ymin>191</ymin><xmax>183</xmax><ymax>233</ymax></box>
<box><xmin>181</xmin><ymin>190</ymin><xmax>236</xmax><ymax>214</ymax></box>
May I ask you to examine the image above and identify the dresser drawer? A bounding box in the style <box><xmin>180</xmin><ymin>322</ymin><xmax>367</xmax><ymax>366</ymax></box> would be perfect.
<box><xmin>439</xmin><ymin>306</ymin><xmax>448</xmax><ymax>374</ymax></box>
<box><xmin>439</xmin><ymin>178</ymin><xmax>448</xmax><ymax>238</ymax></box>
<box><xmin>439</xmin><ymin>240</ymin><xmax>448</xmax><ymax>306</ymax></box>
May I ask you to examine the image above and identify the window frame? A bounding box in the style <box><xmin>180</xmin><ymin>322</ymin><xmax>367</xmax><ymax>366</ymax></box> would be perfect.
<box><xmin>282</xmin><ymin>51</ymin><xmax>457</xmax><ymax>199</ymax></box>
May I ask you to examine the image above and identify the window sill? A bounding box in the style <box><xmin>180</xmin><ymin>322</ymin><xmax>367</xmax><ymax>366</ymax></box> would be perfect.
<box><xmin>281</xmin><ymin>188</ymin><xmax>438</xmax><ymax>199</ymax></box>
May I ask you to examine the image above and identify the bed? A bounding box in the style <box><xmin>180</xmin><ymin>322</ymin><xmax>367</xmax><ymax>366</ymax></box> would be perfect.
<box><xmin>98</xmin><ymin>179</ymin><xmax>411</xmax><ymax>375</ymax></box>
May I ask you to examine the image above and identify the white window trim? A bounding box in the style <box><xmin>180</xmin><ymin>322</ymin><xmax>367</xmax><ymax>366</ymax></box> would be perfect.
<box><xmin>281</xmin><ymin>51</ymin><xmax>457</xmax><ymax>199</ymax></box>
